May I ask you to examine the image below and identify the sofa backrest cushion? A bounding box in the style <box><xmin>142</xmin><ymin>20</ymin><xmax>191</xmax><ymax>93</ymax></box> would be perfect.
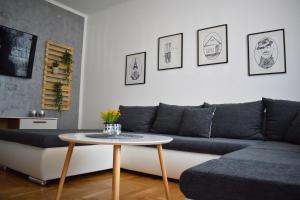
<box><xmin>117</xmin><ymin>106</ymin><xmax>157</xmax><ymax>132</ymax></box>
<box><xmin>178</xmin><ymin>107</ymin><xmax>216</xmax><ymax>138</ymax></box>
<box><xmin>284</xmin><ymin>112</ymin><xmax>300</xmax><ymax>145</ymax></box>
<box><xmin>263</xmin><ymin>98</ymin><xmax>300</xmax><ymax>141</ymax></box>
<box><xmin>203</xmin><ymin>101</ymin><xmax>264</xmax><ymax>140</ymax></box>
<box><xmin>150</xmin><ymin>103</ymin><xmax>200</xmax><ymax>134</ymax></box>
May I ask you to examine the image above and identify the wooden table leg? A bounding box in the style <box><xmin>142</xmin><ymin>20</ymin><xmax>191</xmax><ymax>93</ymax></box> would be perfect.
<box><xmin>157</xmin><ymin>144</ymin><xmax>170</xmax><ymax>200</ymax></box>
<box><xmin>55</xmin><ymin>142</ymin><xmax>75</xmax><ymax>200</ymax></box>
<box><xmin>112</xmin><ymin>145</ymin><xmax>121</xmax><ymax>200</ymax></box>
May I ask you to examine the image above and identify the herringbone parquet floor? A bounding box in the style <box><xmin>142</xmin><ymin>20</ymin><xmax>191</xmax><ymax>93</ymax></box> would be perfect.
<box><xmin>0</xmin><ymin>168</ymin><xmax>184</xmax><ymax>200</ymax></box>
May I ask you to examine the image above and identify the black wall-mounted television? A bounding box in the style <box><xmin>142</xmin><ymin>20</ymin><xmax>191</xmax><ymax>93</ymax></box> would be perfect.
<box><xmin>0</xmin><ymin>25</ymin><xmax>37</xmax><ymax>78</ymax></box>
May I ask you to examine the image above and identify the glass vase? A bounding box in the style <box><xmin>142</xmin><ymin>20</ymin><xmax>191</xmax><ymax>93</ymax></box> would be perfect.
<box><xmin>103</xmin><ymin>124</ymin><xmax>122</xmax><ymax>135</ymax></box>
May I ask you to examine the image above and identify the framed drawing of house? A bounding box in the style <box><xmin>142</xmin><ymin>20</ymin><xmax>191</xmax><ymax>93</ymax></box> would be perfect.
<box><xmin>247</xmin><ymin>29</ymin><xmax>286</xmax><ymax>76</ymax></box>
<box><xmin>158</xmin><ymin>33</ymin><xmax>183</xmax><ymax>70</ymax></box>
<box><xmin>125</xmin><ymin>52</ymin><xmax>146</xmax><ymax>85</ymax></box>
<box><xmin>197</xmin><ymin>24</ymin><xmax>228</xmax><ymax>66</ymax></box>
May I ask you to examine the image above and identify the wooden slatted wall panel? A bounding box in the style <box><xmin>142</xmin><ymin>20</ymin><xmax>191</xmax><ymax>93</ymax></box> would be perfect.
<box><xmin>41</xmin><ymin>41</ymin><xmax>74</xmax><ymax>111</ymax></box>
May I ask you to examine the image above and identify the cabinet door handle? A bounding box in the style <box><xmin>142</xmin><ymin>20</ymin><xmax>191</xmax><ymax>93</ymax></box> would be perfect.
<box><xmin>33</xmin><ymin>121</ymin><xmax>47</xmax><ymax>124</ymax></box>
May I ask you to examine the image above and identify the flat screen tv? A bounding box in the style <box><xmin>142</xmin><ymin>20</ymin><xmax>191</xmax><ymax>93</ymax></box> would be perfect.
<box><xmin>0</xmin><ymin>25</ymin><xmax>37</xmax><ymax>78</ymax></box>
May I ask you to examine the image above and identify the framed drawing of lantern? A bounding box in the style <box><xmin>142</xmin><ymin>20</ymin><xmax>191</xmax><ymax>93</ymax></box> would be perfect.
<box><xmin>247</xmin><ymin>29</ymin><xmax>286</xmax><ymax>76</ymax></box>
<box><xmin>197</xmin><ymin>24</ymin><xmax>228</xmax><ymax>66</ymax></box>
<box><xmin>158</xmin><ymin>33</ymin><xmax>183</xmax><ymax>70</ymax></box>
<box><xmin>125</xmin><ymin>52</ymin><xmax>146</xmax><ymax>85</ymax></box>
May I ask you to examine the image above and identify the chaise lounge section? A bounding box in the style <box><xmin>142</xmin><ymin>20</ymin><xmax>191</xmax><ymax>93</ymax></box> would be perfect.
<box><xmin>180</xmin><ymin>142</ymin><xmax>300</xmax><ymax>200</ymax></box>
<box><xmin>179</xmin><ymin>98</ymin><xmax>300</xmax><ymax>200</ymax></box>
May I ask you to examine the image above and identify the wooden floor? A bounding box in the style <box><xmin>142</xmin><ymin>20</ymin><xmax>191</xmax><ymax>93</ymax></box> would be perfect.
<box><xmin>0</xmin><ymin>168</ymin><xmax>184</xmax><ymax>200</ymax></box>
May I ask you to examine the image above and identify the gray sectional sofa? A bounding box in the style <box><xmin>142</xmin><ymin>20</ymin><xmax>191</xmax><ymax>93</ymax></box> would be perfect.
<box><xmin>117</xmin><ymin>98</ymin><xmax>300</xmax><ymax>200</ymax></box>
<box><xmin>0</xmin><ymin>97</ymin><xmax>299</xmax><ymax>200</ymax></box>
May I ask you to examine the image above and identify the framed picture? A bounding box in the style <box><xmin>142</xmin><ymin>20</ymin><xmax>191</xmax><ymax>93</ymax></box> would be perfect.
<box><xmin>125</xmin><ymin>52</ymin><xmax>146</xmax><ymax>85</ymax></box>
<box><xmin>247</xmin><ymin>29</ymin><xmax>286</xmax><ymax>76</ymax></box>
<box><xmin>0</xmin><ymin>25</ymin><xmax>37</xmax><ymax>78</ymax></box>
<box><xmin>197</xmin><ymin>24</ymin><xmax>228</xmax><ymax>66</ymax></box>
<box><xmin>158</xmin><ymin>33</ymin><xmax>183</xmax><ymax>70</ymax></box>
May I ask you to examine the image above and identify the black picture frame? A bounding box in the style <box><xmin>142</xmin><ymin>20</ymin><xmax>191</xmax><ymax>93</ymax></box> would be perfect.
<box><xmin>197</xmin><ymin>24</ymin><xmax>228</xmax><ymax>67</ymax></box>
<box><xmin>0</xmin><ymin>25</ymin><xmax>38</xmax><ymax>79</ymax></box>
<box><xmin>247</xmin><ymin>29</ymin><xmax>286</xmax><ymax>76</ymax></box>
<box><xmin>158</xmin><ymin>33</ymin><xmax>183</xmax><ymax>71</ymax></box>
<box><xmin>125</xmin><ymin>52</ymin><xmax>146</xmax><ymax>86</ymax></box>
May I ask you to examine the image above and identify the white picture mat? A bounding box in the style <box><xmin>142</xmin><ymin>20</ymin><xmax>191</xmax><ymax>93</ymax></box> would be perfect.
<box><xmin>248</xmin><ymin>30</ymin><xmax>285</xmax><ymax>75</ymax></box>
<box><xmin>198</xmin><ymin>25</ymin><xmax>227</xmax><ymax>65</ymax></box>
<box><xmin>126</xmin><ymin>53</ymin><xmax>145</xmax><ymax>85</ymax></box>
<box><xmin>159</xmin><ymin>34</ymin><xmax>182</xmax><ymax>69</ymax></box>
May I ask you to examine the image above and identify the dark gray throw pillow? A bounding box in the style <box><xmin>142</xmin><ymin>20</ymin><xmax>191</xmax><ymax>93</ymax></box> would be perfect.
<box><xmin>203</xmin><ymin>101</ymin><xmax>264</xmax><ymax>140</ymax></box>
<box><xmin>117</xmin><ymin>106</ymin><xmax>157</xmax><ymax>132</ymax></box>
<box><xmin>285</xmin><ymin>113</ymin><xmax>300</xmax><ymax>145</ymax></box>
<box><xmin>178</xmin><ymin>107</ymin><xmax>215</xmax><ymax>138</ymax></box>
<box><xmin>263</xmin><ymin>98</ymin><xmax>300</xmax><ymax>141</ymax></box>
<box><xmin>150</xmin><ymin>103</ymin><xmax>200</xmax><ymax>135</ymax></box>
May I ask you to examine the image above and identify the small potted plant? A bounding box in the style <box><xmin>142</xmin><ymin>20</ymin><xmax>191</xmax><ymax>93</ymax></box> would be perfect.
<box><xmin>54</xmin><ymin>81</ymin><xmax>63</xmax><ymax>113</ymax></box>
<box><xmin>51</xmin><ymin>61</ymin><xmax>60</xmax><ymax>74</ymax></box>
<box><xmin>62</xmin><ymin>50</ymin><xmax>73</xmax><ymax>85</ymax></box>
<box><xmin>100</xmin><ymin>109</ymin><xmax>121</xmax><ymax>135</ymax></box>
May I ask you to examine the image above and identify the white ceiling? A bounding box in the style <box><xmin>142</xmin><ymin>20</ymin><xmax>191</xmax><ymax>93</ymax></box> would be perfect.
<box><xmin>54</xmin><ymin>0</ymin><xmax>130</xmax><ymax>14</ymax></box>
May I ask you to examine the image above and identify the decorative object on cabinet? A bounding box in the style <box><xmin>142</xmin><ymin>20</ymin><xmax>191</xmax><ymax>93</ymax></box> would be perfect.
<box><xmin>247</xmin><ymin>29</ymin><xmax>286</xmax><ymax>76</ymax></box>
<box><xmin>197</xmin><ymin>24</ymin><xmax>228</xmax><ymax>66</ymax></box>
<box><xmin>125</xmin><ymin>52</ymin><xmax>146</xmax><ymax>85</ymax></box>
<box><xmin>41</xmin><ymin>41</ymin><xmax>74</xmax><ymax>112</ymax></box>
<box><xmin>37</xmin><ymin>110</ymin><xmax>46</xmax><ymax>117</ymax></box>
<box><xmin>158</xmin><ymin>33</ymin><xmax>183</xmax><ymax>70</ymax></box>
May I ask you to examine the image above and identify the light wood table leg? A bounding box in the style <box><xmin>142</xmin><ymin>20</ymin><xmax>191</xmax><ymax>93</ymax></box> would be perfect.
<box><xmin>112</xmin><ymin>145</ymin><xmax>121</xmax><ymax>200</ymax></box>
<box><xmin>157</xmin><ymin>144</ymin><xmax>170</xmax><ymax>200</ymax></box>
<box><xmin>55</xmin><ymin>142</ymin><xmax>75</xmax><ymax>200</ymax></box>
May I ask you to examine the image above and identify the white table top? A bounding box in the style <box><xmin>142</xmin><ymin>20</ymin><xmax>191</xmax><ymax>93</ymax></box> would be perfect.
<box><xmin>59</xmin><ymin>132</ymin><xmax>173</xmax><ymax>146</ymax></box>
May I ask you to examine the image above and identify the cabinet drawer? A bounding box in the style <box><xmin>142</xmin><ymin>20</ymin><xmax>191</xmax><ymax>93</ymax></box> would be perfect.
<box><xmin>19</xmin><ymin>119</ymin><xmax>57</xmax><ymax>129</ymax></box>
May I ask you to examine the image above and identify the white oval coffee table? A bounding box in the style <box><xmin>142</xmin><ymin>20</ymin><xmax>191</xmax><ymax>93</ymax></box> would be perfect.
<box><xmin>55</xmin><ymin>132</ymin><xmax>173</xmax><ymax>200</ymax></box>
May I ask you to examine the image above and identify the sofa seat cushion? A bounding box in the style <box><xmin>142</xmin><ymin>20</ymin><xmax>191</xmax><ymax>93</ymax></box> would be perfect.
<box><xmin>117</xmin><ymin>105</ymin><xmax>157</xmax><ymax>132</ymax></box>
<box><xmin>160</xmin><ymin>135</ymin><xmax>261</xmax><ymax>155</ymax></box>
<box><xmin>180</xmin><ymin>158</ymin><xmax>300</xmax><ymax>200</ymax></box>
<box><xmin>250</xmin><ymin>141</ymin><xmax>300</xmax><ymax>153</ymax></box>
<box><xmin>0</xmin><ymin>129</ymin><xmax>101</xmax><ymax>148</ymax></box>
<box><xmin>223</xmin><ymin>145</ymin><xmax>300</xmax><ymax>166</ymax></box>
<box><xmin>203</xmin><ymin>101</ymin><xmax>264</xmax><ymax>140</ymax></box>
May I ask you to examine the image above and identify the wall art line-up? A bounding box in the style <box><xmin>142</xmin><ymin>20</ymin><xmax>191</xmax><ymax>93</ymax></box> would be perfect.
<box><xmin>124</xmin><ymin>25</ymin><xmax>287</xmax><ymax>86</ymax></box>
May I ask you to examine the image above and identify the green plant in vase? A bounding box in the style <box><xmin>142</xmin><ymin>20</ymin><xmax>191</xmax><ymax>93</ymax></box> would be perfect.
<box><xmin>62</xmin><ymin>50</ymin><xmax>73</xmax><ymax>85</ymax></box>
<box><xmin>51</xmin><ymin>61</ymin><xmax>59</xmax><ymax>74</ymax></box>
<box><xmin>100</xmin><ymin>109</ymin><xmax>121</xmax><ymax>135</ymax></box>
<box><xmin>54</xmin><ymin>81</ymin><xmax>63</xmax><ymax>113</ymax></box>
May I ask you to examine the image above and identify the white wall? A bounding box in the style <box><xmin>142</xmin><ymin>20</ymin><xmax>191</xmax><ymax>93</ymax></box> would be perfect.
<box><xmin>81</xmin><ymin>0</ymin><xmax>300</xmax><ymax>128</ymax></box>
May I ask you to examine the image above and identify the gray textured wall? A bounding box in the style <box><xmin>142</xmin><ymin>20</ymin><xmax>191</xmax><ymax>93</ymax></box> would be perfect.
<box><xmin>0</xmin><ymin>0</ymin><xmax>84</xmax><ymax>129</ymax></box>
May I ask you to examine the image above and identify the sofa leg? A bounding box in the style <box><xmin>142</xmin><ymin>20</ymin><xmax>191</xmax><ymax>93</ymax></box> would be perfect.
<box><xmin>28</xmin><ymin>176</ymin><xmax>47</xmax><ymax>186</ymax></box>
